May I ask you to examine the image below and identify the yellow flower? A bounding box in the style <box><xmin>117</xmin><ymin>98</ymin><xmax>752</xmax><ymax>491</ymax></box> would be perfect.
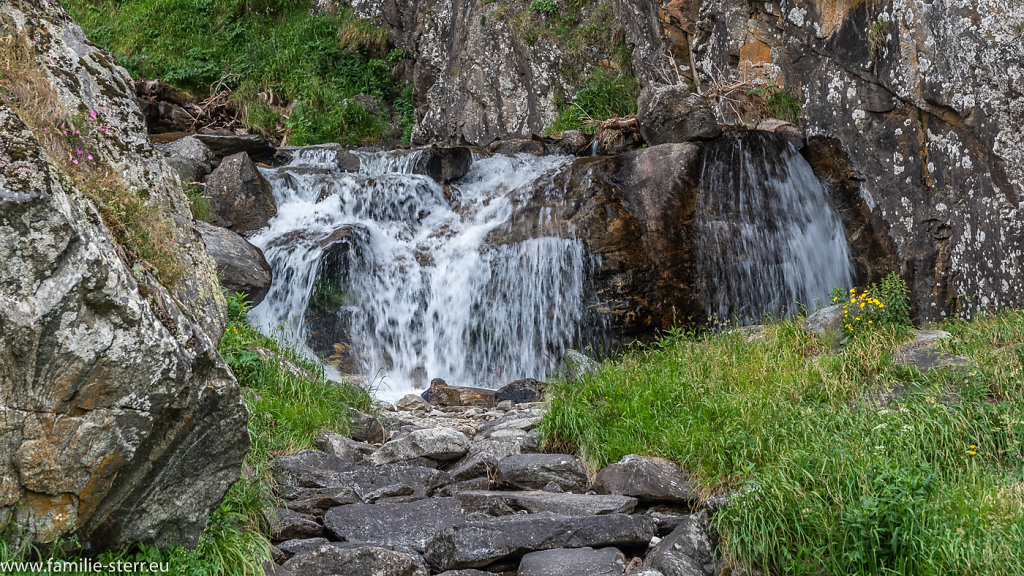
<box><xmin>968</xmin><ymin>450</ymin><xmax>976</xmax><ymax>455</ymax></box>
<box><xmin>855</xmin><ymin>317</ymin><xmax>861</xmax><ymax>321</ymax></box>
<box><xmin>868</xmin><ymin>320</ymin><xmax>873</xmax><ymax>324</ymax></box>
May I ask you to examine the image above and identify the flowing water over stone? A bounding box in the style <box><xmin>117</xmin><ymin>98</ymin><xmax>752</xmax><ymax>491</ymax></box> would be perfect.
<box><xmin>696</xmin><ymin>133</ymin><xmax>854</xmax><ymax>322</ymax></box>
<box><xmin>250</xmin><ymin>150</ymin><xmax>589</xmax><ymax>400</ymax></box>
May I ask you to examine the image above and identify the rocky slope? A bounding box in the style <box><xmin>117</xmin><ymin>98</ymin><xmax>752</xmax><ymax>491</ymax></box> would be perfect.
<box><xmin>0</xmin><ymin>0</ymin><xmax>248</xmax><ymax>551</ymax></box>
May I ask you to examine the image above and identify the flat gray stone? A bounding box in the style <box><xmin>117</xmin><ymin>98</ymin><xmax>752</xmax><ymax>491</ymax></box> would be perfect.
<box><xmin>518</xmin><ymin>547</ymin><xmax>627</xmax><ymax>576</ymax></box>
<box><xmin>424</xmin><ymin>513</ymin><xmax>656</xmax><ymax>571</ymax></box>
<box><xmin>282</xmin><ymin>543</ymin><xmax>428</xmax><ymax>576</ymax></box>
<box><xmin>324</xmin><ymin>497</ymin><xmax>466</xmax><ymax>553</ymax></box>
<box><xmin>645</xmin><ymin>514</ymin><xmax>716</xmax><ymax>576</ymax></box>
<box><xmin>456</xmin><ymin>491</ymin><xmax>637</xmax><ymax>516</ymax></box>
<box><xmin>496</xmin><ymin>454</ymin><xmax>588</xmax><ymax>492</ymax></box>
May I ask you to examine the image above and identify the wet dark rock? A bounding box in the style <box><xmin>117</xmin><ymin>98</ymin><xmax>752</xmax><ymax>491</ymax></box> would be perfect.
<box><xmin>494</xmin><ymin>378</ymin><xmax>545</xmax><ymax>404</ymax></box>
<box><xmin>644</xmin><ymin>514</ymin><xmax>716</xmax><ymax>576</ymax></box>
<box><xmin>557</xmin><ymin>131</ymin><xmax>592</xmax><ymax>155</ymax></box>
<box><xmin>205</xmin><ymin>151</ymin><xmax>278</xmax><ymax>235</ymax></box>
<box><xmin>423</xmin><ymin>378</ymin><xmax>497</xmax><ymax>407</ymax></box>
<box><xmin>269</xmin><ymin>508</ymin><xmax>323</xmax><ymax>540</ymax></box>
<box><xmin>195</xmin><ymin>133</ymin><xmax>276</xmax><ymax>163</ymax></box>
<box><xmin>487</xmin><ymin>139</ymin><xmax>547</xmax><ymax>156</ymax></box>
<box><xmin>282</xmin><ymin>543</ymin><xmax>428</xmax><ymax>576</ymax></box>
<box><xmin>195</xmin><ymin>221</ymin><xmax>272</xmax><ymax>305</ymax></box>
<box><xmin>597</xmin><ymin>118</ymin><xmax>643</xmax><ymax>155</ymax></box>
<box><xmin>273</xmin><ymin>144</ymin><xmax>362</xmax><ymax>171</ymax></box>
<box><xmin>755</xmin><ymin>119</ymin><xmax>804</xmax><ymax>149</ymax></box>
<box><xmin>496</xmin><ymin>454</ymin><xmax>588</xmax><ymax>492</ymax></box>
<box><xmin>518</xmin><ymin>546</ymin><xmax>628</xmax><ymax>576</ymax></box>
<box><xmin>637</xmin><ymin>85</ymin><xmax>721</xmax><ymax>144</ymax></box>
<box><xmin>413</xmin><ymin>146</ymin><xmax>473</xmax><ymax>183</ymax></box>
<box><xmin>324</xmin><ymin>498</ymin><xmax>466</xmax><ymax>552</ymax></box>
<box><xmin>594</xmin><ymin>455</ymin><xmax>699</xmax><ymax>505</ymax></box>
<box><xmin>456</xmin><ymin>491</ymin><xmax>637</xmax><ymax>516</ymax></box>
<box><xmin>423</xmin><ymin>513</ymin><xmax>657</xmax><ymax>571</ymax></box>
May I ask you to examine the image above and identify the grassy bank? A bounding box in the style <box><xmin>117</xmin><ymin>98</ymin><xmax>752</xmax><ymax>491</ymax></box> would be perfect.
<box><xmin>0</xmin><ymin>294</ymin><xmax>372</xmax><ymax>574</ymax></box>
<box><xmin>63</xmin><ymin>0</ymin><xmax>415</xmax><ymax>144</ymax></box>
<box><xmin>543</xmin><ymin>309</ymin><xmax>1024</xmax><ymax>574</ymax></box>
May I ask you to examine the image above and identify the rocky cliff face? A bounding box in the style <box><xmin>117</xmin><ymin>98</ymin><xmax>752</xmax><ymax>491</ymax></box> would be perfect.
<box><xmin>345</xmin><ymin>0</ymin><xmax>669</xmax><ymax>145</ymax></box>
<box><xmin>681</xmin><ymin>0</ymin><xmax>1023</xmax><ymax>320</ymax></box>
<box><xmin>0</xmin><ymin>0</ymin><xmax>249</xmax><ymax>551</ymax></box>
<box><xmin>368</xmin><ymin>0</ymin><xmax>1022</xmax><ymax>320</ymax></box>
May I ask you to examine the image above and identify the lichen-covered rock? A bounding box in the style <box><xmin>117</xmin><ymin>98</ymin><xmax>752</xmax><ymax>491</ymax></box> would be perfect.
<box><xmin>683</xmin><ymin>0</ymin><xmax>1024</xmax><ymax>320</ymax></box>
<box><xmin>412</xmin><ymin>146</ymin><xmax>473</xmax><ymax>183</ymax></box>
<box><xmin>157</xmin><ymin>135</ymin><xmax>214</xmax><ymax>183</ymax></box>
<box><xmin>205</xmin><ymin>151</ymin><xmax>278</xmax><ymax>235</ymax></box>
<box><xmin>637</xmin><ymin>85</ymin><xmax>721</xmax><ymax>144</ymax></box>
<box><xmin>1</xmin><ymin>0</ymin><xmax>226</xmax><ymax>338</ymax></box>
<box><xmin>0</xmin><ymin>102</ymin><xmax>249</xmax><ymax>550</ymax></box>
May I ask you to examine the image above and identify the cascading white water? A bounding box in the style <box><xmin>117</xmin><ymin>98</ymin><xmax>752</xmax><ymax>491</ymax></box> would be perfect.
<box><xmin>249</xmin><ymin>149</ymin><xmax>587</xmax><ymax>400</ymax></box>
<box><xmin>696</xmin><ymin>132</ymin><xmax>854</xmax><ymax>322</ymax></box>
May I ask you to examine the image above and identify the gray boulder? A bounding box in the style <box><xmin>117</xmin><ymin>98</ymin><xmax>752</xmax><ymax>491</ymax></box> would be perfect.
<box><xmin>436</xmin><ymin>571</ymin><xmax>500</xmax><ymax>576</ymax></box>
<box><xmin>282</xmin><ymin>543</ymin><xmax>428</xmax><ymax>576</ymax></box>
<box><xmin>413</xmin><ymin>146</ymin><xmax>473</xmax><ymax>183</ymax></box>
<box><xmin>371</xmin><ymin>428</ymin><xmax>471</xmax><ymax>465</ymax></box>
<box><xmin>593</xmin><ymin>455</ymin><xmax>699</xmax><ymax>504</ymax></box>
<box><xmin>0</xmin><ymin>96</ymin><xmax>248</xmax><ymax>550</ymax></box>
<box><xmin>456</xmin><ymin>491</ymin><xmax>637</xmax><ymax>516</ymax></box>
<box><xmin>637</xmin><ymin>85</ymin><xmax>721</xmax><ymax>145</ymax></box>
<box><xmin>494</xmin><ymin>378</ymin><xmax>545</xmax><ymax>404</ymax></box>
<box><xmin>397</xmin><ymin>394</ymin><xmax>432</xmax><ymax>413</ymax></box>
<box><xmin>313</xmin><ymin>430</ymin><xmax>373</xmax><ymax>463</ymax></box>
<box><xmin>324</xmin><ymin>498</ymin><xmax>466</xmax><ymax>552</ymax></box>
<box><xmin>269</xmin><ymin>508</ymin><xmax>324</xmax><ymax>540</ymax></box>
<box><xmin>560</xmin><ymin>350</ymin><xmax>600</xmax><ymax>381</ymax></box>
<box><xmin>205</xmin><ymin>151</ymin><xmax>278</xmax><ymax>235</ymax></box>
<box><xmin>804</xmin><ymin>304</ymin><xmax>846</xmax><ymax>338</ymax></box>
<box><xmin>447</xmin><ymin>436</ymin><xmax>537</xmax><ymax>481</ymax></box>
<box><xmin>496</xmin><ymin>454</ymin><xmax>588</xmax><ymax>492</ymax></box>
<box><xmin>424</xmin><ymin>513</ymin><xmax>656</xmax><ymax>571</ymax></box>
<box><xmin>347</xmin><ymin>408</ymin><xmax>387</xmax><ymax>444</ymax></box>
<box><xmin>158</xmin><ymin>135</ymin><xmax>213</xmax><ymax>182</ymax></box>
<box><xmin>644</xmin><ymin>514</ymin><xmax>716</xmax><ymax>576</ymax></box>
<box><xmin>518</xmin><ymin>547</ymin><xmax>627</xmax><ymax>576</ymax></box>
<box><xmin>272</xmin><ymin>450</ymin><xmax>358</xmax><ymax>489</ymax></box>
<box><xmin>196</xmin><ymin>221</ymin><xmax>272</xmax><ymax>305</ymax></box>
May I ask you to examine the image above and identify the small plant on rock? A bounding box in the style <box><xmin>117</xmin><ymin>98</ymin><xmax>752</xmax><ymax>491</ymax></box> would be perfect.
<box><xmin>868</xmin><ymin>15</ymin><xmax>889</xmax><ymax>60</ymax></box>
<box><xmin>530</xmin><ymin>0</ymin><xmax>560</xmax><ymax>18</ymax></box>
<box><xmin>832</xmin><ymin>272</ymin><xmax>910</xmax><ymax>339</ymax></box>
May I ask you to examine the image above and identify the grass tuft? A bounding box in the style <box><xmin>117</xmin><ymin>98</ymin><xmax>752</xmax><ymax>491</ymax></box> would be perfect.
<box><xmin>542</xmin><ymin>310</ymin><xmax>1024</xmax><ymax>575</ymax></box>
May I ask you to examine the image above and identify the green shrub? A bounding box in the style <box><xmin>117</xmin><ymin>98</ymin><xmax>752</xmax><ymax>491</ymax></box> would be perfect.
<box><xmin>832</xmin><ymin>272</ymin><xmax>911</xmax><ymax>339</ymax></box>
<box><xmin>546</xmin><ymin>68</ymin><xmax>639</xmax><ymax>135</ymax></box>
<box><xmin>530</xmin><ymin>0</ymin><xmax>560</xmax><ymax>17</ymax></box>
<box><xmin>64</xmin><ymin>0</ymin><xmax>413</xmax><ymax>144</ymax></box>
<box><xmin>749</xmin><ymin>85</ymin><xmax>802</xmax><ymax>124</ymax></box>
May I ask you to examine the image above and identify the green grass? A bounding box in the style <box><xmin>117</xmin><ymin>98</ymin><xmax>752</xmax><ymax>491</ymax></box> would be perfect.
<box><xmin>63</xmin><ymin>0</ymin><xmax>412</xmax><ymax>144</ymax></box>
<box><xmin>0</xmin><ymin>293</ymin><xmax>373</xmax><ymax>574</ymax></box>
<box><xmin>542</xmin><ymin>310</ymin><xmax>1024</xmax><ymax>575</ymax></box>
<box><xmin>545</xmin><ymin>68</ymin><xmax>639</xmax><ymax>135</ymax></box>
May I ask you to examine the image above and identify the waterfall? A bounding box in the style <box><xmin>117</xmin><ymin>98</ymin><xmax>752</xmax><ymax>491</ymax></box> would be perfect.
<box><xmin>696</xmin><ymin>132</ymin><xmax>854</xmax><ymax>323</ymax></box>
<box><xmin>249</xmin><ymin>149</ymin><xmax>589</xmax><ymax>400</ymax></box>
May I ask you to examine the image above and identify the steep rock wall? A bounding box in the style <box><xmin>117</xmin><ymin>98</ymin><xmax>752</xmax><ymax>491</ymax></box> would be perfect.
<box><xmin>668</xmin><ymin>0</ymin><xmax>1024</xmax><ymax>320</ymax></box>
<box><xmin>0</xmin><ymin>0</ymin><xmax>249</xmax><ymax>551</ymax></box>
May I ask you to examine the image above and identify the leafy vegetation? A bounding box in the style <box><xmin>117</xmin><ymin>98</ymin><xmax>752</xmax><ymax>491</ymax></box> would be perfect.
<box><xmin>0</xmin><ymin>294</ymin><xmax>373</xmax><ymax>574</ymax></box>
<box><xmin>543</xmin><ymin>280</ymin><xmax>1024</xmax><ymax>574</ymax></box>
<box><xmin>545</xmin><ymin>68</ymin><xmax>640</xmax><ymax>135</ymax></box>
<box><xmin>831</xmin><ymin>271</ymin><xmax>911</xmax><ymax>340</ymax></box>
<box><xmin>868</xmin><ymin>15</ymin><xmax>889</xmax><ymax>60</ymax></box>
<box><xmin>63</xmin><ymin>0</ymin><xmax>415</xmax><ymax>144</ymax></box>
<box><xmin>748</xmin><ymin>85</ymin><xmax>802</xmax><ymax>124</ymax></box>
